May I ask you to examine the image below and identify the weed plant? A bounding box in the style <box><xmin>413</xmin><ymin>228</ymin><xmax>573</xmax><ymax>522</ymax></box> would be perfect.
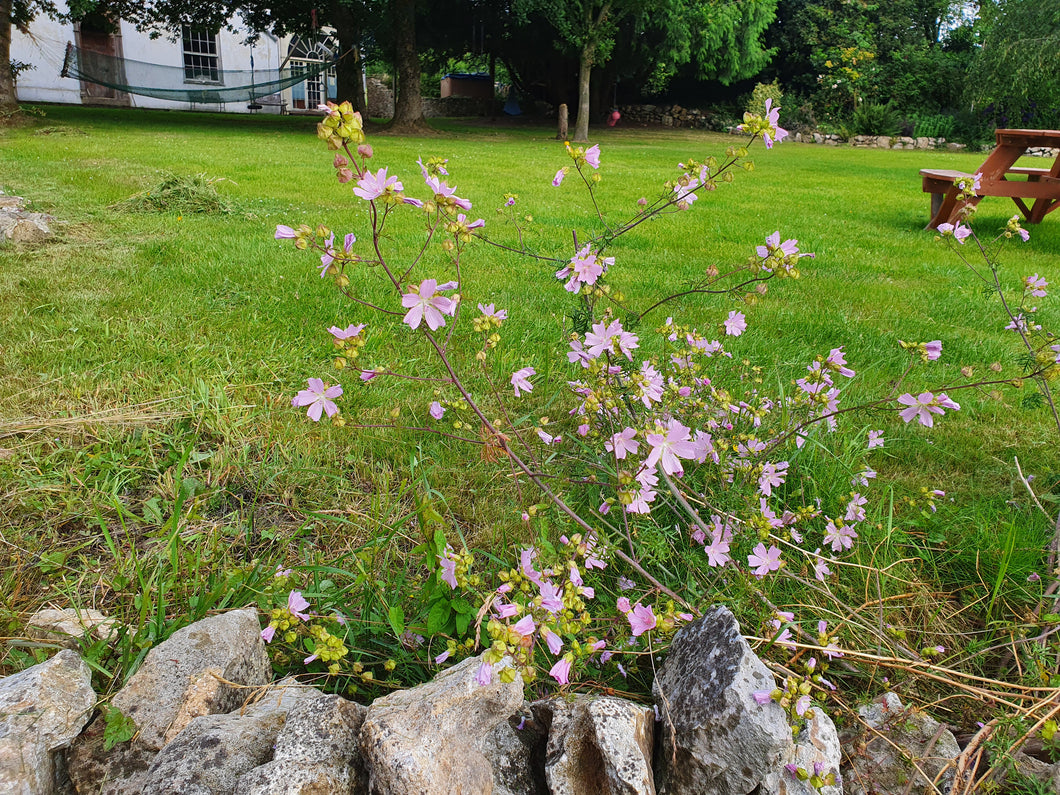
<box><xmin>1</xmin><ymin>107</ymin><xmax>1059</xmax><ymax>766</ymax></box>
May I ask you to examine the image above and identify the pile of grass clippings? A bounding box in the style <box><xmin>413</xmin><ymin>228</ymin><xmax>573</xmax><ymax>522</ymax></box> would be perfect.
<box><xmin>110</xmin><ymin>172</ymin><xmax>235</xmax><ymax>215</ymax></box>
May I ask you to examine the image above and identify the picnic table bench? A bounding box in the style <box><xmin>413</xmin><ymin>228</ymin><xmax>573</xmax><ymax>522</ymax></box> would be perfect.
<box><xmin>920</xmin><ymin>129</ymin><xmax>1060</xmax><ymax>229</ymax></box>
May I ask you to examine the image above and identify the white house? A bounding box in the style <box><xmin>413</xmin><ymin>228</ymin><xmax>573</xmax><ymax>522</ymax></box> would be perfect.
<box><xmin>11</xmin><ymin>5</ymin><xmax>338</xmax><ymax>114</ymax></box>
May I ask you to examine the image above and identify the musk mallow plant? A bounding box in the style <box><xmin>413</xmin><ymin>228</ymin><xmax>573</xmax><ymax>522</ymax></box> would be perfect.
<box><xmin>272</xmin><ymin>101</ymin><xmax>1059</xmax><ymax>743</ymax></box>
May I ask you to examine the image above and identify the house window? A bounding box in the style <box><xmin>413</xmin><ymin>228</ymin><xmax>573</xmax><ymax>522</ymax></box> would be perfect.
<box><xmin>182</xmin><ymin>26</ymin><xmax>221</xmax><ymax>83</ymax></box>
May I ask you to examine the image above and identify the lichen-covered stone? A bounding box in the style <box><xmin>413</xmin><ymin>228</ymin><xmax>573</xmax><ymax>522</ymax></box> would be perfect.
<box><xmin>66</xmin><ymin>609</ymin><xmax>272</xmax><ymax>794</ymax></box>
<box><xmin>778</xmin><ymin>711</ymin><xmax>843</xmax><ymax>795</ymax></box>
<box><xmin>235</xmin><ymin>693</ymin><xmax>368</xmax><ymax>795</ymax></box>
<box><xmin>236</xmin><ymin>760</ymin><xmax>356</xmax><ymax>795</ymax></box>
<box><xmin>27</xmin><ymin>608</ymin><xmax>117</xmax><ymax>649</ymax></box>
<box><xmin>110</xmin><ymin>608</ymin><xmax>272</xmax><ymax>750</ymax></box>
<box><xmin>652</xmin><ymin>605</ymin><xmax>790</xmax><ymax>795</ymax></box>
<box><xmin>481</xmin><ymin>708</ymin><xmax>546</xmax><ymax>795</ymax></box>
<box><xmin>359</xmin><ymin>653</ymin><xmax>524</xmax><ymax>793</ymax></box>
<box><xmin>140</xmin><ymin>710</ymin><xmax>286</xmax><ymax>795</ymax></box>
<box><xmin>0</xmin><ymin>649</ymin><xmax>95</xmax><ymax>795</ymax></box>
<box><xmin>842</xmin><ymin>692</ymin><xmax>960</xmax><ymax>795</ymax></box>
<box><xmin>534</xmin><ymin>695</ymin><xmax>654</xmax><ymax>795</ymax></box>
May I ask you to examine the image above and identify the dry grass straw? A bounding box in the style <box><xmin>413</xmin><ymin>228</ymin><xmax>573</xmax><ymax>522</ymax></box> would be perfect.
<box><xmin>108</xmin><ymin>172</ymin><xmax>235</xmax><ymax>214</ymax></box>
<box><xmin>0</xmin><ymin>399</ymin><xmax>193</xmax><ymax>441</ymax></box>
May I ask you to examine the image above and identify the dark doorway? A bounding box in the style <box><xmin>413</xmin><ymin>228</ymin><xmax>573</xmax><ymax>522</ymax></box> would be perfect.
<box><xmin>74</xmin><ymin>12</ymin><xmax>131</xmax><ymax>106</ymax></box>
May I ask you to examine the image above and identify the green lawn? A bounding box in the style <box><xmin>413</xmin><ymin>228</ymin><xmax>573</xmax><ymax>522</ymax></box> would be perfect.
<box><xmin>2</xmin><ymin>106</ymin><xmax>1058</xmax><ymax>716</ymax></box>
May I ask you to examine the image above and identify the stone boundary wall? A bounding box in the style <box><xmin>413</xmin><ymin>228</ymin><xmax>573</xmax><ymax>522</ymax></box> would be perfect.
<box><xmin>366</xmin><ymin>78</ymin><xmax>494</xmax><ymax>119</ymax></box>
<box><xmin>619</xmin><ymin>101</ymin><xmax>1060</xmax><ymax>157</ymax></box>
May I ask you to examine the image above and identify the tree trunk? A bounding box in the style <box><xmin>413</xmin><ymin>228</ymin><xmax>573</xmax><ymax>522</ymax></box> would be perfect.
<box><xmin>329</xmin><ymin>0</ymin><xmax>365</xmax><ymax>113</ymax></box>
<box><xmin>387</xmin><ymin>0</ymin><xmax>429</xmax><ymax>132</ymax></box>
<box><xmin>573</xmin><ymin>40</ymin><xmax>592</xmax><ymax>142</ymax></box>
<box><xmin>0</xmin><ymin>0</ymin><xmax>18</xmax><ymax>114</ymax></box>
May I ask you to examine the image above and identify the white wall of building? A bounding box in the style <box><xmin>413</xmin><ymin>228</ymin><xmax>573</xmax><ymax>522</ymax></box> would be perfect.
<box><xmin>10</xmin><ymin>14</ymin><xmax>82</xmax><ymax>105</ymax></box>
<box><xmin>11</xmin><ymin>3</ymin><xmax>288</xmax><ymax>114</ymax></box>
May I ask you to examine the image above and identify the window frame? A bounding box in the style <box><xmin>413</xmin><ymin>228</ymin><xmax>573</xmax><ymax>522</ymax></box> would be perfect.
<box><xmin>181</xmin><ymin>26</ymin><xmax>222</xmax><ymax>85</ymax></box>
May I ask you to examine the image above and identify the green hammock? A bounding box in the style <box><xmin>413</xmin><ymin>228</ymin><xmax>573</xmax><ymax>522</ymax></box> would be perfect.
<box><xmin>61</xmin><ymin>41</ymin><xmax>336</xmax><ymax>105</ymax></box>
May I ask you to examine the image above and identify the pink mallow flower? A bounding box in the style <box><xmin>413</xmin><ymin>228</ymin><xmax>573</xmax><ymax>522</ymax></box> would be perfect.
<box><xmin>353</xmin><ymin>167</ymin><xmax>402</xmax><ymax>201</ymax></box>
<box><xmin>328</xmin><ymin>323</ymin><xmax>366</xmax><ymax>341</ymax></box>
<box><xmin>644</xmin><ymin>420</ymin><xmax>697</xmax><ymax>476</ymax></box>
<box><xmin>937</xmin><ymin>222</ymin><xmax>972</xmax><ymax>243</ymax></box>
<box><xmin>763</xmin><ymin>98</ymin><xmax>788</xmax><ymax>148</ymax></box>
<box><xmin>437</xmin><ymin>547</ymin><xmax>458</xmax><ymax>589</ymax></box>
<box><xmin>401</xmin><ymin>279</ymin><xmax>457</xmax><ymax>331</ymax></box>
<box><xmin>757</xmin><ymin>231</ymin><xmax>799</xmax><ymax>259</ymax></box>
<box><xmin>549</xmin><ymin>656</ymin><xmax>573</xmax><ymax>684</ymax></box>
<box><xmin>748</xmin><ymin>543</ymin><xmax>783</xmax><ymax>577</ymax></box>
<box><xmin>511</xmin><ymin>367</ymin><xmax>536</xmax><ymax>397</ymax></box>
<box><xmin>584</xmin><ymin>319</ymin><xmax>639</xmax><ymax>360</ymax></box>
<box><xmin>555</xmin><ymin>244</ymin><xmax>612</xmax><ymax>293</ymax></box>
<box><xmin>628</xmin><ymin>603</ymin><xmax>657</xmax><ymax>636</ymax></box>
<box><xmin>723</xmin><ymin>310</ymin><xmax>747</xmax><ymax>337</ymax></box>
<box><xmin>292</xmin><ymin>378</ymin><xmax>342</xmax><ymax>421</ymax></box>
<box><xmin>1026</xmin><ymin>274</ymin><xmax>1048</xmax><ymax>298</ymax></box>
<box><xmin>605</xmin><ymin>427</ymin><xmax>639</xmax><ymax>460</ymax></box>
<box><xmin>287</xmin><ymin>590</ymin><xmax>311</xmax><ymax>621</ymax></box>
<box><xmin>897</xmin><ymin>392</ymin><xmax>960</xmax><ymax>427</ymax></box>
<box><xmin>584</xmin><ymin>144</ymin><xmax>601</xmax><ymax>169</ymax></box>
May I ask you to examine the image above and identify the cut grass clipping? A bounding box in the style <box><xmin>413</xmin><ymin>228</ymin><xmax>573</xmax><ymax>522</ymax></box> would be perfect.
<box><xmin>110</xmin><ymin>172</ymin><xmax>235</xmax><ymax>215</ymax></box>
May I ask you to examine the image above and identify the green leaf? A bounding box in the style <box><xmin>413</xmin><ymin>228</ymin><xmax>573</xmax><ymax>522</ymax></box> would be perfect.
<box><xmin>427</xmin><ymin>599</ymin><xmax>452</xmax><ymax>636</ymax></box>
<box><xmin>387</xmin><ymin>604</ymin><xmax>405</xmax><ymax>637</ymax></box>
<box><xmin>454</xmin><ymin>611</ymin><xmax>470</xmax><ymax>635</ymax></box>
<box><xmin>450</xmin><ymin>598</ymin><xmax>473</xmax><ymax>615</ymax></box>
<box><xmin>102</xmin><ymin>705</ymin><xmax>137</xmax><ymax>751</ymax></box>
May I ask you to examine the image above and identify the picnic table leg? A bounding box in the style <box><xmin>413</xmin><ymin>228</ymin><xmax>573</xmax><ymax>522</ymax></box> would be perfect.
<box><xmin>927</xmin><ymin>188</ymin><xmax>964</xmax><ymax>230</ymax></box>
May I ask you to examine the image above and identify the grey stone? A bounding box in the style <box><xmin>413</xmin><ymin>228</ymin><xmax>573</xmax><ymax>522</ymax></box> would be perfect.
<box><xmin>66</xmin><ymin>610</ymin><xmax>272</xmax><ymax>795</ymax></box>
<box><xmin>110</xmin><ymin>608</ymin><xmax>272</xmax><ymax>751</ymax></box>
<box><xmin>0</xmin><ymin>650</ymin><xmax>95</xmax><ymax>795</ymax></box>
<box><xmin>359</xmin><ymin>653</ymin><xmax>524</xmax><ymax>794</ymax></box>
<box><xmin>272</xmin><ymin>693</ymin><xmax>365</xmax><ymax>763</ymax></box>
<box><xmin>842</xmin><ymin>692</ymin><xmax>960</xmax><ymax>795</ymax></box>
<box><xmin>140</xmin><ymin>678</ymin><xmax>332</xmax><ymax>795</ymax></box>
<box><xmin>27</xmin><ymin>609</ymin><xmax>117</xmax><ymax>649</ymax></box>
<box><xmin>652</xmin><ymin>605</ymin><xmax>791</xmax><ymax>795</ymax></box>
<box><xmin>481</xmin><ymin>708</ymin><xmax>546</xmax><ymax>795</ymax></box>
<box><xmin>140</xmin><ymin>710</ymin><xmax>286</xmax><ymax>795</ymax></box>
<box><xmin>236</xmin><ymin>760</ymin><xmax>357</xmax><ymax>795</ymax></box>
<box><xmin>0</xmin><ymin>213</ymin><xmax>53</xmax><ymax>245</ymax></box>
<box><xmin>534</xmin><ymin>695</ymin><xmax>655</xmax><ymax>795</ymax></box>
<box><xmin>778</xmin><ymin>711</ymin><xmax>842</xmax><ymax>795</ymax></box>
<box><xmin>234</xmin><ymin>692</ymin><xmax>368</xmax><ymax>795</ymax></box>
<box><xmin>242</xmin><ymin>677</ymin><xmax>327</xmax><ymax>719</ymax></box>
<box><xmin>65</xmin><ymin>715</ymin><xmax>156</xmax><ymax>795</ymax></box>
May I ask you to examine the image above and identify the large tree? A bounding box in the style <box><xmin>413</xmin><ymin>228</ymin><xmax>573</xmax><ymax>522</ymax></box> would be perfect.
<box><xmin>513</xmin><ymin>0</ymin><xmax>777</xmax><ymax>141</ymax></box>
<box><xmin>1</xmin><ymin>0</ymin><xmax>55</xmax><ymax>113</ymax></box>
<box><xmin>973</xmin><ymin>0</ymin><xmax>1060</xmax><ymax>126</ymax></box>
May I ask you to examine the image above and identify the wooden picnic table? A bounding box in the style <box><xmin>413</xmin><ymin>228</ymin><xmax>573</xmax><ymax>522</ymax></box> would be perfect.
<box><xmin>920</xmin><ymin>128</ymin><xmax>1060</xmax><ymax>229</ymax></box>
